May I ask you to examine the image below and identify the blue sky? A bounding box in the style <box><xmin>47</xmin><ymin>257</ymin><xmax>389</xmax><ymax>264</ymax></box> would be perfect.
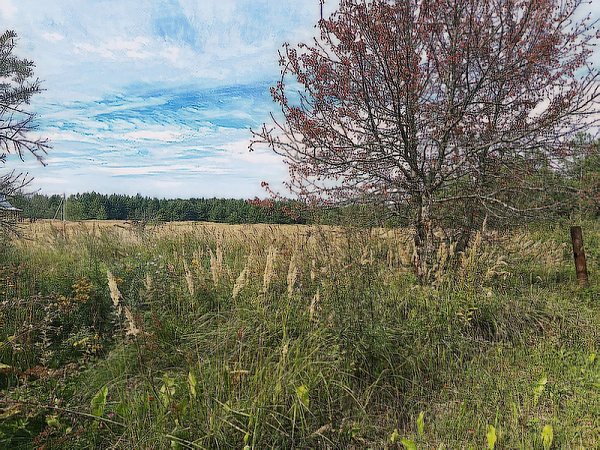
<box><xmin>1</xmin><ymin>0</ymin><xmax>331</xmax><ymax>199</ymax></box>
<box><xmin>1</xmin><ymin>0</ymin><xmax>599</xmax><ymax>199</ymax></box>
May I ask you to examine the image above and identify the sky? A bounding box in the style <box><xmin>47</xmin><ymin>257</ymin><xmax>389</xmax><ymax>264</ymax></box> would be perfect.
<box><xmin>1</xmin><ymin>0</ymin><xmax>333</xmax><ymax>199</ymax></box>
<box><xmin>1</xmin><ymin>0</ymin><xmax>599</xmax><ymax>200</ymax></box>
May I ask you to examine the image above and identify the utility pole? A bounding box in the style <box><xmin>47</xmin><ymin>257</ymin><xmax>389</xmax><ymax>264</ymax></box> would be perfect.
<box><xmin>53</xmin><ymin>194</ymin><xmax>67</xmax><ymax>222</ymax></box>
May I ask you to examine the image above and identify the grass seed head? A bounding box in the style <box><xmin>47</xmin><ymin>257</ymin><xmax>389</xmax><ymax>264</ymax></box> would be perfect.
<box><xmin>309</xmin><ymin>289</ymin><xmax>320</xmax><ymax>322</ymax></box>
<box><xmin>124</xmin><ymin>306</ymin><xmax>141</xmax><ymax>336</ymax></box>
<box><xmin>232</xmin><ymin>265</ymin><xmax>249</xmax><ymax>300</ymax></box>
<box><xmin>287</xmin><ymin>254</ymin><xmax>299</xmax><ymax>298</ymax></box>
<box><xmin>107</xmin><ymin>270</ymin><xmax>122</xmax><ymax>313</ymax></box>
<box><xmin>262</xmin><ymin>245</ymin><xmax>277</xmax><ymax>294</ymax></box>
<box><xmin>183</xmin><ymin>259</ymin><xmax>195</xmax><ymax>297</ymax></box>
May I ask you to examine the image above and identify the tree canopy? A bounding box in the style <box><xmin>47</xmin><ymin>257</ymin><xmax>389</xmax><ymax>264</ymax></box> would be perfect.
<box><xmin>252</xmin><ymin>0</ymin><xmax>600</xmax><ymax>279</ymax></box>
<box><xmin>1</xmin><ymin>30</ymin><xmax>49</xmax><ymax>232</ymax></box>
<box><xmin>0</xmin><ymin>30</ymin><xmax>49</xmax><ymax>167</ymax></box>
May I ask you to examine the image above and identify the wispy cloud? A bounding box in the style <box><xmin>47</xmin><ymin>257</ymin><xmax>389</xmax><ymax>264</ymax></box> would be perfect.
<box><xmin>21</xmin><ymin>79</ymin><xmax>289</xmax><ymax>198</ymax></box>
<box><xmin>0</xmin><ymin>0</ymin><xmax>326</xmax><ymax>198</ymax></box>
<box><xmin>0</xmin><ymin>0</ymin><xmax>17</xmax><ymax>19</ymax></box>
<box><xmin>42</xmin><ymin>32</ymin><xmax>65</xmax><ymax>43</ymax></box>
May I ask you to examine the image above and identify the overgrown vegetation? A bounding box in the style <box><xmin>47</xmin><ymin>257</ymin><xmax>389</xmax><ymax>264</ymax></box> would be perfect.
<box><xmin>0</xmin><ymin>219</ymin><xmax>598</xmax><ymax>448</ymax></box>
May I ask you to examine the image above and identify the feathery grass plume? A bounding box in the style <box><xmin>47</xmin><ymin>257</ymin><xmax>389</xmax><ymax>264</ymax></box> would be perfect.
<box><xmin>123</xmin><ymin>306</ymin><xmax>141</xmax><ymax>336</ymax></box>
<box><xmin>232</xmin><ymin>264</ymin><xmax>249</xmax><ymax>300</ymax></box>
<box><xmin>208</xmin><ymin>247</ymin><xmax>219</xmax><ymax>287</ymax></box>
<box><xmin>462</xmin><ymin>231</ymin><xmax>483</xmax><ymax>269</ymax></box>
<box><xmin>183</xmin><ymin>259</ymin><xmax>195</xmax><ymax>297</ymax></box>
<box><xmin>144</xmin><ymin>272</ymin><xmax>153</xmax><ymax>296</ymax></box>
<box><xmin>107</xmin><ymin>270</ymin><xmax>122</xmax><ymax>314</ymax></box>
<box><xmin>360</xmin><ymin>248</ymin><xmax>374</xmax><ymax>266</ymax></box>
<box><xmin>310</xmin><ymin>259</ymin><xmax>317</xmax><ymax>281</ymax></box>
<box><xmin>398</xmin><ymin>241</ymin><xmax>413</xmax><ymax>267</ymax></box>
<box><xmin>485</xmin><ymin>255</ymin><xmax>510</xmax><ymax>280</ymax></box>
<box><xmin>428</xmin><ymin>240</ymin><xmax>457</xmax><ymax>283</ymax></box>
<box><xmin>216</xmin><ymin>241</ymin><xmax>224</xmax><ymax>269</ymax></box>
<box><xmin>286</xmin><ymin>253</ymin><xmax>299</xmax><ymax>298</ymax></box>
<box><xmin>247</xmin><ymin>249</ymin><xmax>257</xmax><ymax>278</ymax></box>
<box><xmin>193</xmin><ymin>246</ymin><xmax>204</xmax><ymax>269</ymax></box>
<box><xmin>262</xmin><ymin>245</ymin><xmax>277</xmax><ymax>295</ymax></box>
<box><xmin>309</xmin><ymin>289</ymin><xmax>320</xmax><ymax>322</ymax></box>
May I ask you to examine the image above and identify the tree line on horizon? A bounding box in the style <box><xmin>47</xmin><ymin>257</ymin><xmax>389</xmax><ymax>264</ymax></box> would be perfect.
<box><xmin>9</xmin><ymin>192</ymin><xmax>313</xmax><ymax>225</ymax></box>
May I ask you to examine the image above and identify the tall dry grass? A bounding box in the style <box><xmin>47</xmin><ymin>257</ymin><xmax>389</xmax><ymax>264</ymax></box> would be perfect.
<box><xmin>1</xmin><ymin>219</ymin><xmax>598</xmax><ymax>448</ymax></box>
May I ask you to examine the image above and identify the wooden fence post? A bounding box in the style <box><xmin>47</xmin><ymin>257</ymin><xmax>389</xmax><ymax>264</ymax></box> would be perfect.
<box><xmin>570</xmin><ymin>226</ymin><xmax>589</xmax><ymax>287</ymax></box>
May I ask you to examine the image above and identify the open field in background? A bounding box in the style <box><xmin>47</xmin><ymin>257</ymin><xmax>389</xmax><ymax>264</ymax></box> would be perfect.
<box><xmin>0</xmin><ymin>219</ymin><xmax>599</xmax><ymax>448</ymax></box>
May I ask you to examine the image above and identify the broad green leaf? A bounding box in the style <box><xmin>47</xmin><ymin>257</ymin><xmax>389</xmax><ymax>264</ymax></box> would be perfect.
<box><xmin>46</xmin><ymin>415</ymin><xmax>61</xmax><ymax>428</ymax></box>
<box><xmin>487</xmin><ymin>425</ymin><xmax>497</xmax><ymax>450</ymax></box>
<box><xmin>160</xmin><ymin>375</ymin><xmax>176</xmax><ymax>405</ymax></box>
<box><xmin>187</xmin><ymin>371</ymin><xmax>197</xmax><ymax>398</ymax></box>
<box><xmin>91</xmin><ymin>386</ymin><xmax>108</xmax><ymax>417</ymax></box>
<box><xmin>401</xmin><ymin>438</ymin><xmax>418</xmax><ymax>450</ymax></box>
<box><xmin>542</xmin><ymin>424</ymin><xmax>553</xmax><ymax>450</ymax></box>
<box><xmin>296</xmin><ymin>385</ymin><xmax>309</xmax><ymax>409</ymax></box>
<box><xmin>390</xmin><ymin>428</ymin><xmax>400</xmax><ymax>443</ymax></box>
<box><xmin>115</xmin><ymin>401</ymin><xmax>128</xmax><ymax>419</ymax></box>
<box><xmin>417</xmin><ymin>411</ymin><xmax>425</xmax><ymax>437</ymax></box>
<box><xmin>533</xmin><ymin>376</ymin><xmax>548</xmax><ymax>406</ymax></box>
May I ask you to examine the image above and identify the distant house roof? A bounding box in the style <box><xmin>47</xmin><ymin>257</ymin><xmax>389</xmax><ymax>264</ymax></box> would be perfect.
<box><xmin>0</xmin><ymin>194</ymin><xmax>22</xmax><ymax>212</ymax></box>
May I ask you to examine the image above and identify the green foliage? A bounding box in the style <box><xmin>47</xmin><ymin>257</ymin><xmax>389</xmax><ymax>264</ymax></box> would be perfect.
<box><xmin>566</xmin><ymin>135</ymin><xmax>600</xmax><ymax>218</ymax></box>
<box><xmin>0</xmin><ymin>30</ymin><xmax>49</xmax><ymax>163</ymax></box>
<box><xmin>1</xmin><ymin>29</ymin><xmax>49</xmax><ymax>236</ymax></box>
<box><xmin>12</xmin><ymin>192</ymin><xmax>308</xmax><ymax>224</ymax></box>
<box><xmin>487</xmin><ymin>425</ymin><xmax>497</xmax><ymax>449</ymax></box>
<box><xmin>541</xmin><ymin>424</ymin><xmax>554</xmax><ymax>450</ymax></box>
<box><xmin>91</xmin><ymin>386</ymin><xmax>108</xmax><ymax>417</ymax></box>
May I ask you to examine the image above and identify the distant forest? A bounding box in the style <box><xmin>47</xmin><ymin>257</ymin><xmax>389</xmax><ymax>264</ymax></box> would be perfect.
<box><xmin>10</xmin><ymin>192</ymin><xmax>310</xmax><ymax>224</ymax></box>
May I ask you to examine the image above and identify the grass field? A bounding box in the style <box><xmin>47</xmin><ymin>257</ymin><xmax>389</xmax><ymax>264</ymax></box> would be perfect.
<box><xmin>0</xmin><ymin>219</ymin><xmax>598</xmax><ymax>448</ymax></box>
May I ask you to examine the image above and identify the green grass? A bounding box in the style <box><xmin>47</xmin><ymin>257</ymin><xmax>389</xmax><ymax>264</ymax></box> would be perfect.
<box><xmin>0</xmin><ymin>220</ymin><xmax>598</xmax><ymax>448</ymax></box>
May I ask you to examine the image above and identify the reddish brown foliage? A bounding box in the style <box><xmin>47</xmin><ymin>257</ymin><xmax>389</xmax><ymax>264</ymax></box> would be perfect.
<box><xmin>251</xmin><ymin>0</ymin><xmax>599</xmax><ymax>278</ymax></box>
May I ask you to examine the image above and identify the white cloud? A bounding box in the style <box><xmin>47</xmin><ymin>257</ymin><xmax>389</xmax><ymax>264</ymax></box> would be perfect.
<box><xmin>160</xmin><ymin>46</ymin><xmax>181</xmax><ymax>64</ymax></box>
<box><xmin>98</xmin><ymin>164</ymin><xmax>232</xmax><ymax>176</ymax></box>
<box><xmin>0</xmin><ymin>0</ymin><xmax>17</xmax><ymax>19</ymax></box>
<box><xmin>74</xmin><ymin>42</ymin><xmax>115</xmax><ymax>59</ymax></box>
<box><xmin>42</xmin><ymin>32</ymin><xmax>65</xmax><ymax>43</ymax></box>
<box><xmin>73</xmin><ymin>37</ymin><xmax>155</xmax><ymax>60</ymax></box>
<box><xmin>122</xmin><ymin>130</ymin><xmax>187</xmax><ymax>142</ymax></box>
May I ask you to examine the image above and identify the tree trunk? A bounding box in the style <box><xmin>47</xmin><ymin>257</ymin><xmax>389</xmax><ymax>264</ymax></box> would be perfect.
<box><xmin>414</xmin><ymin>196</ymin><xmax>433</xmax><ymax>283</ymax></box>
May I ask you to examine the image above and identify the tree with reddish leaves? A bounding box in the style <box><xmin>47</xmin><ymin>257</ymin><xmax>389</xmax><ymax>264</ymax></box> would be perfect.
<box><xmin>251</xmin><ymin>0</ymin><xmax>599</xmax><ymax>280</ymax></box>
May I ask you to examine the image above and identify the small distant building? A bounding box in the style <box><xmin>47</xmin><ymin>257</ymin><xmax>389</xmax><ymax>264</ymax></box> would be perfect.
<box><xmin>0</xmin><ymin>193</ymin><xmax>23</xmax><ymax>223</ymax></box>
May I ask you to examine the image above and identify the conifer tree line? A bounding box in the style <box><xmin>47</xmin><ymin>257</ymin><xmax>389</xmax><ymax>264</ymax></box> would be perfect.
<box><xmin>9</xmin><ymin>193</ymin><xmax>310</xmax><ymax>225</ymax></box>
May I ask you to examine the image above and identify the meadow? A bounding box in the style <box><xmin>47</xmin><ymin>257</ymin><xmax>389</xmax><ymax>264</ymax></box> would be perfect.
<box><xmin>0</xmin><ymin>219</ymin><xmax>598</xmax><ymax>448</ymax></box>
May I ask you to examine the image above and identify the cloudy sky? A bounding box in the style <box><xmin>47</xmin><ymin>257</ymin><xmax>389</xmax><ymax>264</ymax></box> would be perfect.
<box><xmin>1</xmin><ymin>0</ymin><xmax>599</xmax><ymax>199</ymax></box>
<box><xmin>1</xmin><ymin>0</ymin><xmax>333</xmax><ymax>199</ymax></box>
